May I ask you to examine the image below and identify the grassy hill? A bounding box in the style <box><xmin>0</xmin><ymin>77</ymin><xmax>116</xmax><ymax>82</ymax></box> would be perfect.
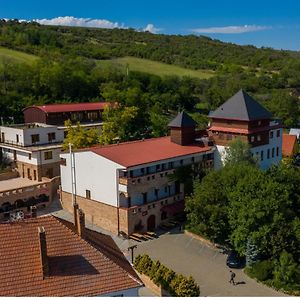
<box><xmin>0</xmin><ymin>47</ymin><xmax>38</xmax><ymax>64</ymax></box>
<box><xmin>97</xmin><ymin>56</ymin><xmax>215</xmax><ymax>79</ymax></box>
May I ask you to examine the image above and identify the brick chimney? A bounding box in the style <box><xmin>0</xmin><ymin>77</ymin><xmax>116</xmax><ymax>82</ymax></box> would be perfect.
<box><xmin>76</xmin><ymin>209</ymin><xmax>85</xmax><ymax>238</ymax></box>
<box><xmin>38</xmin><ymin>227</ymin><xmax>49</xmax><ymax>279</ymax></box>
<box><xmin>168</xmin><ymin>112</ymin><xmax>197</xmax><ymax>146</ymax></box>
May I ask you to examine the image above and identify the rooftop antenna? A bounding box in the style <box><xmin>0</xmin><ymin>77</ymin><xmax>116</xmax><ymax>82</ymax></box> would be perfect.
<box><xmin>69</xmin><ymin>143</ymin><xmax>77</xmax><ymax>206</ymax></box>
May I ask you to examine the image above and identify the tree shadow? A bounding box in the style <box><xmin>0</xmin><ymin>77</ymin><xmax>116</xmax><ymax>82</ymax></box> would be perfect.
<box><xmin>49</xmin><ymin>255</ymin><xmax>99</xmax><ymax>276</ymax></box>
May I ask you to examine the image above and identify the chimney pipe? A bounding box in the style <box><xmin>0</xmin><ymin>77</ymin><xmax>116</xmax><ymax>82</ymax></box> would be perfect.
<box><xmin>38</xmin><ymin>227</ymin><xmax>49</xmax><ymax>279</ymax></box>
<box><xmin>31</xmin><ymin>206</ymin><xmax>37</xmax><ymax>218</ymax></box>
<box><xmin>76</xmin><ymin>209</ymin><xmax>85</xmax><ymax>238</ymax></box>
<box><xmin>73</xmin><ymin>203</ymin><xmax>79</xmax><ymax>233</ymax></box>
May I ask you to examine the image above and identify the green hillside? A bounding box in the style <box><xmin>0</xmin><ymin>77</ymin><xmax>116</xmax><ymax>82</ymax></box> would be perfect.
<box><xmin>97</xmin><ymin>57</ymin><xmax>215</xmax><ymax>79</ymax></box>
<box><xmin>0</xmin><ymin>47</ymin><xmax>38</xmax><ymax>64</ymax></box>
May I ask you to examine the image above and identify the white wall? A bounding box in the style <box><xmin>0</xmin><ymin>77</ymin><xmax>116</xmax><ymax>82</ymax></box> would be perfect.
<box><xmin>60</xmin><ymin>151</ymin><xmax>125</xmax><ymax>207</ymax></box>
<box><xmin>23</xmin><ymin>126</ymin><xmax>64</xmax><ymax>145</ymax></box>
<box><xmin>2</xmin><ymin>146</ymin><xmax>62</xmax><ymax>166</ymax></box>
<box><xmin>251</xmin><ymin>128</ymin><xmax>282</xmax><ymax>170</ymax></box>
<box><xmin>213</xmin><ymin>128</ymin><xmax>283</xmax><ymax>170</ymax></box>
<box><xmin>100</xmin><ymin>286</ymin><xmax>140</xmax><ymax>297</ymax></box>
<box><xmin>0</xmin><ymin>124</ymin><xmax>64</xmax><ymax>146</ymax></box>
<box><xmin>0</xmin><ymin>126</ymin><xmax>24</xmax><ymax>145</ymax></box>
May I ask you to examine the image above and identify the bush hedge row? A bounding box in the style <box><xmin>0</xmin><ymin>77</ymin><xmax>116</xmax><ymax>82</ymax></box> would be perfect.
<box><xmin>134</xmin><ymin>254</ymin><xmax>200</xmax><ymax>297</ymax></box>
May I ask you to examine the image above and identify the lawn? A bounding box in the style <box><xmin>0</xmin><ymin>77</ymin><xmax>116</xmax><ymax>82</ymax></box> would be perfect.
<box><xmin>97</xmin><ymin>56</ymin><xmax>215</xmax><ymax>79</ymax></box>
<box><xmin>0</xmin><ymin>46</ymin><xmax>38</xmax><ymax>64</ymax></box>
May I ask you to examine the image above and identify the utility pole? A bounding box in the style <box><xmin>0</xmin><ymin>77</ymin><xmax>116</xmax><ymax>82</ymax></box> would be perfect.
<box><xmin>128</xmin><ymin>245</ymin><xmax>137</xmax><ymax>264</ymax></box>
<box><xmin>69</xmin><ymin>143</ymin><xmax>77</xmax><ymax>206</ymax></box>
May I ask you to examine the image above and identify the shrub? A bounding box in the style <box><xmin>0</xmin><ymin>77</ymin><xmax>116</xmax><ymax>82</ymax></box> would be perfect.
<box><xmin>169</xmin><ymin>274</ymin><xmax>184</xmax><ymax>296</ymax></box>
<box><xmin>175</xmin><ymin>276</ymin><xmax>200</xmax><ymax>297</ymax></box>
<box><xmin>148</xmin><ymin>260</ymin><xmax>161</xmax><ymax>280</ymax></box>
<box><xmin>134</xmin><ymin>254</ymin><xmax>153</xmax><ymax>275</ymax></box>
<box><xmin>247</xmin><ymin>260</ymin><xmax>274</xmax><ymax>281</ymax></box>
<box><xmin>273</xmin><ymin>251</ymin><xmax>299</xmax><ymax>286</ymax></box>
<box><xmin>152</xmin><ymin>264</ymin><xmax>169</xmax><ymax>287</ymax></box>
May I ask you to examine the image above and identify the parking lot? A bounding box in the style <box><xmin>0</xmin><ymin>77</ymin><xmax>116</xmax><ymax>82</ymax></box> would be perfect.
<box><xmin>134</xmin><ymin>228</ymin><xmax>286</xmax><ymax>297</ymax></box>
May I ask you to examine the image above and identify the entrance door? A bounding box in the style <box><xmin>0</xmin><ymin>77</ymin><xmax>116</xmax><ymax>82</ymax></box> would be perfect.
<box><xmin>147</xmin><ymin>215</ymin><xmax>156</xmax><ymax>231</ymax></box>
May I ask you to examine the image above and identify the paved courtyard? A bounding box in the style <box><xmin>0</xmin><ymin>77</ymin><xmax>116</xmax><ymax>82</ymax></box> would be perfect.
<box><xmin>39</xmin><ymin>197</ymin><xmax>286</xmax><ymax>297</ymax></box>
<box><xmin>134</xmin><ymin>229</ymin><xmax>286</xmax><ymax>297</ymax></box>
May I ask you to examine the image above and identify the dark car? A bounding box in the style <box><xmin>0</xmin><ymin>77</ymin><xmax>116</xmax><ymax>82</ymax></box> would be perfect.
<box><xmin>226</xmin><ymin>250</ymin><xmax>245</xmax><ymax>268</ymax></box>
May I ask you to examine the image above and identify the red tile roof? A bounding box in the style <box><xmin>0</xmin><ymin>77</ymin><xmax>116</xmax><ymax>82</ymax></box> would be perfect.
<box><xmin>24</xmin><ymin>102</ymin><xmax>110</xmax><ymax>114</ymax></box>
<box><xmin>90</xmin><ymin>136</ymin><xmax>212</xmax><ymax>167</ymax></box>
<box><xmin>282</xmin><ymin>134</ymin><xmax>297</xmax><ymax>157</ymax></box>
<box><xmin>0</xmin><ymin>216</ymin><xmax>142</xmax><ymax>297</ymax></box>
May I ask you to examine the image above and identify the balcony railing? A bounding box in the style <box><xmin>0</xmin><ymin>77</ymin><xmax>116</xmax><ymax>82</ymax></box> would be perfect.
<box><xmin>119</xmin><ymin>168</ymin><xmax>175</xmax><ymax>186</ymax></box>
<box><xmin>120</xmin><ymin>192</ymin><xmax>183</xmax><ymax>211</ymax></box>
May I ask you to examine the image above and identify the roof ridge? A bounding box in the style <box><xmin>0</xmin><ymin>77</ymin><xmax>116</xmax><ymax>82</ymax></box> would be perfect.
<box><xmin>53</xmin><ymin>216</ymin><xmax>141</xmax><ymax>286</ymax></box>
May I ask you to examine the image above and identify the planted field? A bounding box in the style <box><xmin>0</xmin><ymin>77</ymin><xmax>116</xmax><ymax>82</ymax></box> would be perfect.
<box><xmin>0</xmin><ymin>47</ymin><xmax>38</xmax><ymax>64</ymax></box>
<box><xmin>97</xmin><ymin>56</ymin><xmax>215</xmax><ymax>79</ymax></box>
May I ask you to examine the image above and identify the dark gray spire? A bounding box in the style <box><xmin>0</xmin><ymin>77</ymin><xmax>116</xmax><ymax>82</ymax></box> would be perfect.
<box><xmin>168</xmin><ymin>111</ymin><xmax>197</xmax><ymax>128</ymax></box>
<box><xmin>209</xmin><ymin>89</ymin><xmax>272</xmax><ymax>121</ymax></box>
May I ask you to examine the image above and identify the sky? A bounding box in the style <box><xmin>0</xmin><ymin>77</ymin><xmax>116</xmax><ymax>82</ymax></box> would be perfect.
<box><xmin>1</xmin><ymin>0</ymin><xmax>300</xmax><ymax>50</ymax></box>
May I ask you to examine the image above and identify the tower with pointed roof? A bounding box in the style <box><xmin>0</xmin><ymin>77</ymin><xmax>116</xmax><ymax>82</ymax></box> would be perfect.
<box><xmin>168</xmin><ymin>111</ymin><xmax>197</xmax><ymax>145</ymax></box>
<box><xmin>208</xmin><ymin>89</ymin><xmax>282</xmax><ymax>169</ymax></box>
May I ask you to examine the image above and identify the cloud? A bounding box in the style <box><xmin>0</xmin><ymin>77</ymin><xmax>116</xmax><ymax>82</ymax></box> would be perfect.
<box><xmin>33</xmin><ymin>16</ymin><xmax>124</xmax><ymax>29</ymax></box>
<box><xmin>191</xmin><ymin>25</ymin><xmax>271</xmax><ymax>34</ymax></box>
<box><xmin>143</xmin><ymin>24</ymin><xmax>161</xmax><ymax>34</ymax></box>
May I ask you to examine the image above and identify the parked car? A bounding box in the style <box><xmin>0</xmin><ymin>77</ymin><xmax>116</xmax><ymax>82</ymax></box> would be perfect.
<box><xmin>226</xmin><ymin>250</ymin><xmax>245</xmax><ymax>268</ymax></box>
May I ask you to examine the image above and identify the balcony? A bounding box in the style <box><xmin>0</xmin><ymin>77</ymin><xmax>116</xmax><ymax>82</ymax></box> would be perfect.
<box><xmin>120</xmin><ymin>192</ymin><xmax>183</xmax><ymax>211</ymax></box>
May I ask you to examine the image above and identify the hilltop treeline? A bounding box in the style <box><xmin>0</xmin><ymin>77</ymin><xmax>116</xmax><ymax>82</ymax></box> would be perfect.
<box><xmin>0</xmin><ymin>19</ymin><xmax>300</xmax><ymax>132</ymax></box>
<box><xmin>1</xmin><ymin>19</ymin><xmax>299</xmax><ymax>71</ymax></box>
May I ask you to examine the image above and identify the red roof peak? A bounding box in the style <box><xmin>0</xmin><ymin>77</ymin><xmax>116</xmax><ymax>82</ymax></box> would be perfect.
<box><xmin>23</xmin><ymin>102</ymin><xmax>111</xmax><ymax>114</ymax></box>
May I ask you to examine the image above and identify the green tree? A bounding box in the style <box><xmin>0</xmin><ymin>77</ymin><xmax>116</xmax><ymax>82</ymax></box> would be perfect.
<box><xmin>224</xmin><ymin>138</ymin><xmax>256</xmax><ymax>166</ymax></box>
<box><xmin>62</xmin><ymin>120</ymin><xmax>100</xmax><ymax>150</ymax></box>
<box><xmin>100</xmin><ymin>106</ymin><xmax>139</xmax><ymax>144</ymax></box>
<box><xmin>273</xmin><ymin>251</ymin><xmax>299</xmax><ymax>286</ymax></box>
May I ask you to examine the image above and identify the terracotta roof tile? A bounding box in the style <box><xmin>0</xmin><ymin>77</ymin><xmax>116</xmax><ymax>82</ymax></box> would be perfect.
<box><xmin>90</xmin><ymin>136</ymin><xmax>212</xmax><ymax>167</ymax></box>
<box><xmin>0</xmin><ymin>216</ymin><xmax>142</xmax><ymax>296</ymax></box>
<box><xmin>282</xmin><ymin>134</ymin><xmax>297</xmax><ymax>157</ymax></box>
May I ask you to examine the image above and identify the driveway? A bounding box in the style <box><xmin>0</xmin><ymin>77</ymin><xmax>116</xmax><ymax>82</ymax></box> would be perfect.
<box><xmin>134</xmin><ymin>229</ymin><xmax>286</xmax><ymax>297</ymax></box>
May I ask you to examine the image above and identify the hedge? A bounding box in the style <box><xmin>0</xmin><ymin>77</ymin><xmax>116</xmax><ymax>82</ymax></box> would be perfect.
<box><xmin>134</xmin><ymin>254</ymin><xmax>200</xmax><ymax>297</ymax></box>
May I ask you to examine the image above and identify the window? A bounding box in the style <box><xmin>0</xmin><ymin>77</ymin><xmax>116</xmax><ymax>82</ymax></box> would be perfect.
<box><xmin>156</xmin><ymin>164</ymin><xmax>161</xmax><ymax>171</ymax></box>
<box><xmin>277</xmin><ymin>130</ymin><xmax>280</xmax><ymax>137</ymax></box>
<box><xmin>48</xmin><ymin>132</ymin><xmax>56</xmax><ymax>142</ymax></box>
<box><xmin>276</xmin><ymin>147</ymin><xmax>279</xmax><ymax>156</ymax></box>
<box><xmin>257</xmin><ymin>135</ymin><xmax>261</xmax><ymax>142</ymax></box>
<box><xmin>180</xmin><ymin>159</ymin><xmax>183</xmax><ymax>165</ymax></box>
<box><xmin>142</xmin><ymin>193</ymin><xmax>147</xmax><ymax>204</ymax></box>
<box><xmin>258</xmin><ymin>120</ymin><xmax>261</xmax><ymax>126</ymax></box>
<box><xmin>267</xmin><ymin>149</ymin><xmax>270</xmax><ymax>159</ymax></box>
<box><xmin>272</xmin><ymin>148</ymin><xmax>275</xmax><ymax>158</ymax></box>
<box><xmin>28</xmin><ymin>153</ymin><xmax>32</xmax><ymax>160</ymax></box>
<box><xmin>140</xmin><ymin>168</ymin><xmax>144</xmax><ymax>175</ymax></box>
<box><xmin>270</xmin><ymin>131</ymin><xmax>274</xmax><ymax>139</ymax></box>
<box><xmin>44</xmin><ymin>151</ymin><xmax>53</xmax><ymax>160</ymax></box>
<box><xmin>191</xmin><ymin>157</ymin><xmax>195</xmax><ymax>163</ymax></box>
<box><xmin>86</xmin><ymin>190</ymin><xmax>91</xmax><ymax>199</ymax></box>
<box><xmin>31</xmin><ymin>134</ymin><xmax>40</xmax><ymax>144</ymax></box>
<box><xmin>164</xmin><ymin>186</ymin><xmax>168</xmax><ymax>193</ymax></box>
<box><xmin>261</xmin><ymin>150</ymin><xmax>264</xmax><ymax>161</ymax></box>
<box><xmin>16</xmin><ymin>134</ymin><xmax>19</xmax><ymax>143</ymax></box>
<box><xmin>152</xmin><ymin>175</ymin><xmax>155</xmax><ymax>179</ymax></box>
<box><xmin>250</xmin><ymin>136</ymin><xmax>255</xmax><ymax>142</ymax></box>
<box><xmin>168</xmin><ymin>162</ymin><xmax>174</xmax><ymax>169</ymax></box>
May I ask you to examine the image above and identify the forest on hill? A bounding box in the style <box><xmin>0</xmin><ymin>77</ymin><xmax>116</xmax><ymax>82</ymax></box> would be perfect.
<box><xmin>0</xmin><ymin>19</ymin><xmax>300</xmax><ymax>136</ymax></box>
